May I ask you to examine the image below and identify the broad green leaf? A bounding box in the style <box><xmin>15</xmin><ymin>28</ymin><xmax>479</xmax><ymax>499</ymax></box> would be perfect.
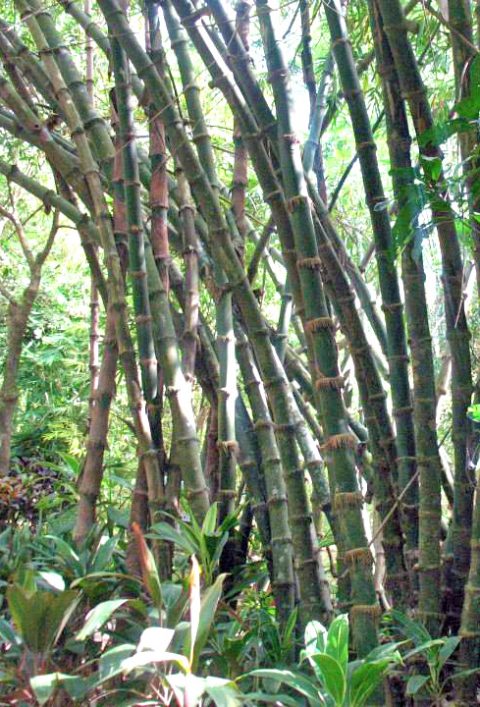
<box><xmin>311</xmin><ymin>653</ymin><xmax>346</xmax><ymax>705</ymax></box>
<box><xmin>406</xmin><ymin>674</ymin><xmax>429</xmax><ymax>696</ymax></box>
<box><xmin>326</xmin><ymin>613</ymin><xmax>349</xmax><ymax>674</ymax></box>
<box><xmin>349</xmin><ymin>660</ymin><xmax>392</xmax><ymax>706</ymax></box>
<box><xmin>121</xmin><ymin>649</ymin><xmax>190</xmax><ymax>673</ymax></box>
<box><xmin>137</xmin><ymin>627</ymin><xmax>174</xmax><ymax>653</ymax></box>
<box><xmin>185</xmin><ymin>572</ymin><xmax>225</xmax><ymax>672</ymax></box>
<box><xmin>98</xmin><ymin>644</ymin><xmax>136</xmax><ymax>682</ymax></box>
<box><xmin>246</xmin><ymin>669</ymin><xmax>323</xmax><ymax>706</ymax></box>
<box><xmin>304</xmin><ymin>620</ymin><xmax>327</xmax><ymax>655</ymax></box>
<box><xmin>75</xmin><ymin>599</ymin><xmax>128</xmax><ymax>641</ymax></box>
<box><xmin>7</xmin><ymin>587</ymin><xmax>78</xmax><ymax>652</ymax></box>
<box><xmin>149</xmin><ymin>522</ymin><xmax>196</xmax><ymax>555</ymax></box>
<box><xmin>30</xmin><ymin>673</ymin><xmax>71</xmax><ymax>706</ymax></box>
<box><xmin>204</xmin><ymin>676</ymin><xmax>242</xmax><ymax>706</ymax></box>
<box><xmin>37</xmin><ymin>571</ymin><xmax>65</xmax><ymax>592</ymax></box>
<box><xmin>437</xmin><ymin>636</ymin><xmax>460</xmax><ymax>670</ymax></box>
<box><xmin>166</xmin><ymin>672</ymin><xmax>206</xmax><ymax>706</ymax></box>
<box><xmin>202</xmin><ymin>502</ymin><xmax>218</xmax><ymax>535</ymax></box>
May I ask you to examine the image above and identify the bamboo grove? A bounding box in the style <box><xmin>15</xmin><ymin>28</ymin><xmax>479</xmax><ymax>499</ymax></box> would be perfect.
<box><xmin>0</xmin><ymin>0</ymin><xmax>480</xmax><ymax>703</ymax></box>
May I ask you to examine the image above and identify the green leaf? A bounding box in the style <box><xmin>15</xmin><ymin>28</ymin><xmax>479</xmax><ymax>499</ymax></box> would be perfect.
<box><xmin>75</xmin><ymin>599</ymin><xmax>128</xmax><ymax>641</ymax></box>
<box><xmin>304</xmin><ymin>620</ymin><xmax>327</xmax><ymax>655</ymax></box>
<box><xmin>349</xmin><ymin>660</ymin><xmax>392</xmax><ymax>706</ymax></box>
<box><xmin>326</xmin><ymin>613</ymin><xmax>349</xmax><ymax>675</ymax></box>
<box><xmin>187</xmin><ymin>572</ymin><xmax>226</xmax><ymax>672</ymax></box>
<box><xmin>121</xmin><ymin>649</ymin><xmax>190</xmax><ymax>673</ymax></box>
<box><xmin>310</xmin><ymin>653</ymin><xmax>346</xmax><ymax>705</ymax></box>
<box><xmin>204</xmin><ymin>676</ymin><xmax>242</xmax><ymax>706</ymax></box>
<box><xmin>246</xmin><ymin>669</ymin><xmax>323</xmax><ymax>706</ymax></box>
<box><xmin>30</xmin><ymin>673</ymin><xmax>70</xmax><ymax>706</ymax></box>
<box><xmin>201</xmin><ymin>502</ymin><xmax>218</xmax><ymax>535</ymax></box>
<box><xmin>149</xmin><ymin>522</ymin><xmax>197</xmax><ymax>555</ymax></box>
<box><xmin>137</xmin><ymin>627</ymin><xmax>174</xmax><ymax>653</ymax></box>
<box><xmin>7</xmin><ymin>587</ymin><xmax>78</xmax><ymax>652</ymax></box>
<box><xmin>437</xmin><ymin>636</ymin><xmax>460</xmax><ymax>670</ymax></box>
<box><xmin>406</xmin><ymin>674</ymin><xmax>429</xmax><ymax>696</ymax></box>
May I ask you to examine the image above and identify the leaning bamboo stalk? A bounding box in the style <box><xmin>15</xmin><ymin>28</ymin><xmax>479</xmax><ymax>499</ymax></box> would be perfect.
<box><xmin>256</xmin><ymin>0</ymin><xmax>379</xmax><ymax>654</ymax></box>
<box><xmin>369</xmin><ymin>0</ymin><xmax>443</xmax><ymax>633</ymax></box>
<box><xmin>162</xmin><ymin>0</ymin><xmax>237</xmax><ymax>556</ymax></box>
<box><xmin>458</xmin><ymin>461</ymin><xmax>480</xmax><ymax>703</ymax></box>
<box><xmin>174</xmin><ymin>0</ymin><xmax>406</xmax><ymax>609</ymax></box>
<box><xmin>323</xmin><ymin>0</ymin><xmax>418</xmax><ymax>567</ymax></box>
<box><xmin>377</xmin><ymin>0</ymin><xmax>473</xmax><ymax>630</ymax></box>
<box><xmin>74</xmin><ymin>309</ymin><xmax>118</xmax><ymax>543</ymax></box>
<box><xmin>235</xmin><ymin>326</ymin><xmax>296</xmax><ymax>627</ymax></box>
<box><xmin>23</xmin><ymin>0</ymin><xmax>115</xmax><ymax>179</ymax></box>
<box><xmin>99</xmin><ymin>0</ymin><xmax>330</xmax><ymax>624</ymax></box>
<box><xmin>15</xmin><ymin>0</ymin><xmax>165</xmax><ymax>523</ymax></box>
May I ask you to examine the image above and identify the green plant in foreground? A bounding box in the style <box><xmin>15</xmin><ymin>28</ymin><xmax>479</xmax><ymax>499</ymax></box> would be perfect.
<box><xmin>390</xmin><ymin>609</ymin><xmax>479</xmax><ymax>704</ymax></box>
<box><xmin>243</xmin><ymin>613</ymin><xmax>402</xmax><ymax>706</ymax></box>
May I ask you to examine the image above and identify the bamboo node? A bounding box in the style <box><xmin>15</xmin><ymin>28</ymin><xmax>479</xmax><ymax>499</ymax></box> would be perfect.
<box><xmin>263</xmin><ymin>376</ymin><xmax>287</xmax><ymax>390</ymax></box>
<box><xmin>218</xmin><ymin>489</ymin><xmax>237</xmax><ymax>498</ymax></box>
<box><xmin>382</xmin><ymin>301</ymin><xmax>404</xmax><ymax>312</ymax></box>
<box><xmin>267</xmin><ymin>68</ymin><xmax>288</xmax><ymax>83</ymax></box>
<box><xmin>320</xmin><ymin>433</ymin><xmax>357</xmax><ymax>452</ymax></box>
<box><xmin>336</xmin><ymin>292</ymin><xmax>355</xmax><ymax>304</ymax></box>
<box><xmin>136</xmin><ymin>314</ymin><xmax>153</xmax><ymax>325</ymax></box>
<box><xmin>297</xmin><ymin>256</ymin><xmax>322</xmax><ymax>270</ymax></box>
<box><xmin>350</xmin><ymin>603</ymin><xmax>381</xmax><ymax>620</ymax></box>
<box><xmin>315</xmin><ymin>375</ymin><xmax>345</xmax><ymax>390</ymax></box>
<box><xmin>331</xmin><ymin>36</ymin><xmax>351</xmax><ymax>49</ymax></box>
<box><xmin>216</xmin><ymin>440</ymin><xmax>239</xmax><ymax>455</ymax></box>
<box><xmin>130</xmin><ymin>270</ymin><xmax>147</xmax><ymax>280</ymax></box>
<box><xmin>274</xmin><ymin>422</ymin><xmax>298</xmax><ymax>433</ymax></box>
<box><xmin>253</xmin><ymin>419</ymin><xmax>274</xmax><ymax>430</ymax></box>
<box><xmin>344</xmin><ymin>547</ymin><xmax>373</xmax><ymax>566</ymax></box>
<box><xmin>305</xmin><ymin>316</ymin><xmax>334</xmax><ymax>332</ymax></box>
<box><xmin>401</xmin><ymin>88</ymin><xmax>426</xmax><ymax>100</ymax></box>
<box><xmin>263</xmin><ymin>188</ymin><xmax>282</xmax><ymax>202</ymax></box>
<box><xmin>282</xmin><ymin>132</ymin><xmax>299</xmax><ymax>145</ymax></box>
<box><xmin>393</xmin><ymin>405</ymin><xmax>413</xmax><ymax>417</ymax></box>
<box><xmin>286</xmin><ymin>195</ymin><xmax>307</xmax><ymax>212</ymax></box>
<box><xmin>356</xmin><ymin>140</ymin><xmax>377</xmax><ymax>152</ymax></box>
<box><xmin>333</xmin><ymin>491</ymin><xmax>363</xmax><ymax>511</ymax></box>
<box><xmin>188</xmin><ymin>485</ymin><xmax>209</xmax><ymax>498</ymax></box>
<box><xmin>388</xmin><ymin>354</ymin><xmax>409</xmax><ymax>363</ymax></box>
<box><xmin>267</xmin><ymin>494</ymin><xmax>288</xmax><ymax>506</ymax></box>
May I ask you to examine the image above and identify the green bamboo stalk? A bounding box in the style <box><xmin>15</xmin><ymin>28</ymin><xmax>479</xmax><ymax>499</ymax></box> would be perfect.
<box><xmin>447</xmin><ymin>0</ymin><xmax>480</xmax><ymax>297</ymax></box>
<box><xmin>458</xmin><ymin>460</ymin><xmax>480</xmax><ymax>704</ymax></box>
<box><xmin>110</xmin><ymin>36</ymin><xmax>159</xmax><ymax>415</ymax></box>
<box><xmin>376</xmin><ymin>0</ymin><xmax>473</xmax><ymax>629</ymax></box>
<box><xmin>99</xmin><ymin>0</ymin><xmax>330</xmax><ymax>623</ymax></box>
<box><xmin>235</xmin><ymin>325</ymin><xmax>296</xmax><ymax>627</ymax></box>
<box><xmin>369</xmin><ymin>0</ymin><xmax>443</xmax><ymax>633</ymax></box>
<box><xmin>160</xmin><ymin>0</ymin><xmax>237</xmax><ymax>538</ymax></box>
<box><xmin>23</xmin><ymin>0</ymin><xmax>115</xmax><ymax>179</ymax></box>
<box><xmin>74</xmin><ymin>308</ymin><xmax>118</xmax><ymax>543</ymax></box>
<box><xmin>15</xmin><ymin>0</ymin><xmax>165</xmax><ymax>525</ymax></box>
<box><xmin>323</xmin><ymin>0</ymin><xmax>418</xmax><ymax>569</ymax></box>
<box><xmin>256</xmin><ymin>0</ymin><xmax>379</xmax><ymax>654</ymax></box>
